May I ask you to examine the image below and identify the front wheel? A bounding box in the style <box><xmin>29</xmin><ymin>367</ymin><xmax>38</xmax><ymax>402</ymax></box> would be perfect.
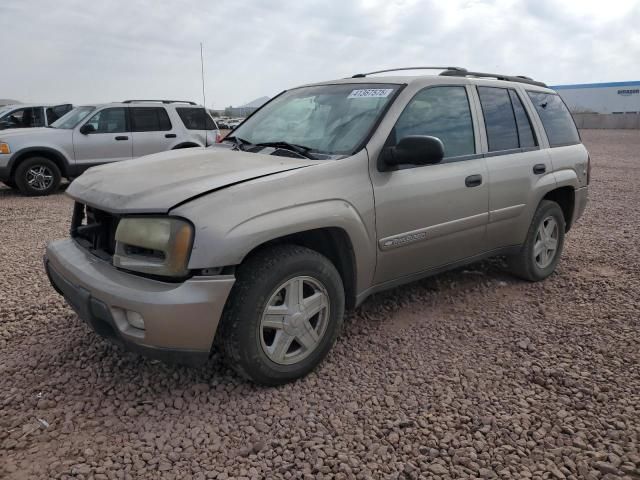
<box><xmin>15</xmin><ymin>157</ymin><xmax>61</xmax><ymax>196</ymax></box>
<box><xmin>509</xmin><ymin>200</ymin><xmax>566</xmax><ymax>281</ymax></box>
<box><xmin>219</xmin><ymin>244</ymin><xmax>345</xmax><ymax>385</ymax></box>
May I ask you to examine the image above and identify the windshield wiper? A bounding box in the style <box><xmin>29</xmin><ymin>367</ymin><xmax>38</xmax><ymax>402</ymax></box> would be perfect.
<box><xmin>254</xmin><ymin>141</ymin><xmax>316</xmax><ymax>159</ymax></box>
<box><xmin>224</xmin><ymin>136</ymin><xmax>252</xmax><ymax>151</ymax></box>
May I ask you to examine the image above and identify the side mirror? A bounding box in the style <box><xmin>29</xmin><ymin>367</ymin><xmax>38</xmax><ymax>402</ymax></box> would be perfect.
<box><xmin>382</xmin><ymin>135</ymin><xmax>444</xmax><ymax>168</ymax></box>
<box><xmin>79</xmin><ymin>123</ymin><xmax>96</xmax><ymax>135</ymax></box>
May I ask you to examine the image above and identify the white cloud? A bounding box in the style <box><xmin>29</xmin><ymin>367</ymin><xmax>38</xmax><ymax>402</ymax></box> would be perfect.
<box><xmin>1</xmin><ymin>0</ymin><xmax>638</xmax><ymax>106</ymax></box>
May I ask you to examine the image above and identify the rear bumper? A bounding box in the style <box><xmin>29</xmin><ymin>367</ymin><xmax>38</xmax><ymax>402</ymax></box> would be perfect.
<box><xmin>45</xmin><ymin>239</ymin><xmax>235</xmax><ymax>365</ymax></box>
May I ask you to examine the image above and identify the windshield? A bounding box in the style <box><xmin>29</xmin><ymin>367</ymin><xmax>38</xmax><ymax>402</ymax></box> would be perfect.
<box><xmin>230</xmin><ymin>83</ymin><xmax>400</xmax><ymax>157</ymax></box>
<box><xmin>0</xmin><ymin>106</ymin><xmax>15</xmax><ymax>118</ymax></box>
<box><xmin>51</xmin><ymin>106</ymin><xmax>96</xmax><ymax>129</ymax></box>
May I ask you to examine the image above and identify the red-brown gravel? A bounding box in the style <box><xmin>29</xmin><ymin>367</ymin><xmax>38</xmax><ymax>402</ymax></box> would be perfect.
<box><xmin>1</xmin><ymin>130</ymin><xmax>638</xmax><ymax>479</ymax></box>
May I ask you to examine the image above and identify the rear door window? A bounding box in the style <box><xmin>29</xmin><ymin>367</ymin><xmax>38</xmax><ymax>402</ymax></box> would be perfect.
<box><xmin>477</xmin><ymin>87</ymin><xmax>519</xmax><ymax>152</ymax></box>
<box><xmin>527</xmin><ymin>91</ymin><xmax>580</xmax><ymax>147</ymax></box>
<box><xmin>130</xmin><ymin>107</ymin><xmax>172</xmax><ymax>132</ymax></box>
<box><xmin>33</xmin><ymin>107</ymin><xmax>46</xmax><ymax>127</ymax></box>
<box><xmin>176</xmin><ymin>107</ymin><xmax>216</xmax><ymax>130</ymax></box>
<box><xmin>509</xmin><ymin>91</ymin><xmax>537</xmax><ymax>148</ymax></box>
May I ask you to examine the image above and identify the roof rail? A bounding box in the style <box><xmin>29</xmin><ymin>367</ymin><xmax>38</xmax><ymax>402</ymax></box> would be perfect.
<box><xmin>439</xmin><ymin>69</ymin><xmax>547</xmax><ymax>87</ymax></box>
<box><xmin>351</xmin><ymin>66</ymin><xmax>467</xmax><ymax>78</ymax></box>
<box><xmin>122</xmin><ymin>99</ymin><xmax>198</xmax><ymax>105</ymax></box>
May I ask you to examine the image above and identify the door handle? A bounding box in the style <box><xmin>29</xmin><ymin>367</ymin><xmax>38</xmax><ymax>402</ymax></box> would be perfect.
<box><xmin>115</xmin><ymin>136</ymin><xmax>129</xmax><ymax>141</ymax></box>
<box><xmin>533</xmin><ymin>163</ymin><xmax>546</xmax><ymax>174</ymax></box>
<box><xmin>165</xmin><ymin>133</ymin><xmax>177</xmax><ymax>138</ymax></box>
<box><xmin>465</xmin><ymin>174</ymin><xmax>483</xmax><ymax>188</ymax></box>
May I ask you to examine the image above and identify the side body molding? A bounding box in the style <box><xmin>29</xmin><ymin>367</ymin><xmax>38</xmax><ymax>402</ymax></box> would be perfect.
<box><xmin>379</xmin><ymin>212</ymin><xmax>488</xmax><ymax>251</ymax></box>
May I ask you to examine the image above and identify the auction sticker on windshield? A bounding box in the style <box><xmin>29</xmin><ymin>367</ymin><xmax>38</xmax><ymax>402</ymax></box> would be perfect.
<box><xmin>348</xmin><ymin>88</ymin><xmax>394</xmax><ymax>99</ymax></box>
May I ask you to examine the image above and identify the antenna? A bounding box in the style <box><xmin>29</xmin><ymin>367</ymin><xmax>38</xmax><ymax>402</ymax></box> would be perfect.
<box><xmin>200</xmin><ymin>42</ymin><xmax>206</xmax><ymax>107</ymax></box>
<box><xmin>200</xmin><ymin>42</ymin><xmax>208</xmax><ymax>148</ymax></box>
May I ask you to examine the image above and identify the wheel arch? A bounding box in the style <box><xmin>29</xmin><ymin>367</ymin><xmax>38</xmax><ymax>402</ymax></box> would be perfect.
<box><xmin>172</xmin><ymin>142</ymin><xmax>201</xmax><ymax>149</ymax></box>
<box><xmin>542</xmin><ymin>186</ymin><xmax>575</xmax><ymax>231</ymax></box>
<box><xmin>9</xmin><ymin>147</ymin><xmax>70</xmax><ymax>178</ymax></box>
<box><xmin>243</xmin><ymin>227</ymin><xmax>359</xmax><ymax>309</ymax></box>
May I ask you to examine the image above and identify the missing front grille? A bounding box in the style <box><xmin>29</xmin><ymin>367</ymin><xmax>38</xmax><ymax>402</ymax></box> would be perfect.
<box><xmin>70</xmin><ymin>203</ymin><xmax>119</xmax><ymax>259</ymax></box>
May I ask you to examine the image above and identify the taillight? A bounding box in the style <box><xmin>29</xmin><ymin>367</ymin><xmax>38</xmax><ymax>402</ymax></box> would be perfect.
<box><xmin>215</xmin><ymin>132</ymin><xmax>223</xmax><ymax>144</ymax></box>
<box><xmin>587</xmin><ymin>154</ymin><xmax>591</xmax><ymax>185</ymax></box>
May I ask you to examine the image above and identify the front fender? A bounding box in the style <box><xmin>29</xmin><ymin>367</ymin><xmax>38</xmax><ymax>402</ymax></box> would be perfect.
<box><xmin>187</xmin><ymin>199</ymin><xmax>376</xmax><ymax>294</ymax></box>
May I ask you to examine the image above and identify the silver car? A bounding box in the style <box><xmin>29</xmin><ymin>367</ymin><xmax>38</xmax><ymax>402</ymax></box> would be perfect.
<box><xmin>44</xmin><ymin>67</ymin><xmax>589</xmax><ymax>385</ymax></box>
<box><xmin>0</xmin><ymin>100</ymin><xmax>219</xmax><ymax>195</ymax></box>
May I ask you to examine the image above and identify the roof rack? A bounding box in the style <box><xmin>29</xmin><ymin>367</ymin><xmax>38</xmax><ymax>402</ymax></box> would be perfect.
<box><xmin>439</xmin><ymin>69</ymin><xmax>547</xmax><ymax>87</ymax></box>
<box><xmin>352</xmin><ymin>66</ymin><xmax>467</xmax><ymax>78</ymax></box>
<box><xmin>122</xmin><ymin>99</ymin><xmax>198</xmax><ymax>105</ymax></box>
<box><xmin>351</xmin><ymin>66</ymin><xmax>547</xmax><ymax>87</ymax></box>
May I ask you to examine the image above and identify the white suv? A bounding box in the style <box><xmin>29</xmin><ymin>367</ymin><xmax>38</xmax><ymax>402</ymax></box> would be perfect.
<box><xmin>0</xmin><ymin>100</ymin><xmax>220</xmax><ymax>195</ymax></box>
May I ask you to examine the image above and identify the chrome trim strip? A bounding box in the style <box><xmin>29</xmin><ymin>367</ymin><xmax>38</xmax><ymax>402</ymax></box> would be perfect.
<box><xmin>378</xmin><ymin>212</ymin><xmax>488</xmax><ymax>251</ymax></box>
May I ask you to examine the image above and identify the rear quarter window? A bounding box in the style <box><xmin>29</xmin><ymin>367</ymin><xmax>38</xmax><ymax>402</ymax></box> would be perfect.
<box><xmin>527</xmin><ymin>92</ymin><xmax>580</xmax><ymax>147</ymax></box>
<box><xmin>176</xmin><ymin>107</ymin><xmax>216</xmax><ymax>130</ymax></box>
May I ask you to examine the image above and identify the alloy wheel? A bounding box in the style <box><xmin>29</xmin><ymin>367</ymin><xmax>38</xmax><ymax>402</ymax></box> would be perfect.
<box><xmin>259</xmin><ymin>276</ymin><xmax>330</xmax><ymax>365</ymax></box>
<box><xmin>533</xmin><ymin>216</ymin><xmax>559</xmax><ymax>269</ymax></box>
<box><xmin>26</xmin><ymin>165</ymin><xmax>54</xmax><ymax>191</ymax></box>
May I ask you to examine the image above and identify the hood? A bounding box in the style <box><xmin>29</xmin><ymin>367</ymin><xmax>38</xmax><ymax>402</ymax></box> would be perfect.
<box><xmin>0</xmin><ymin>127</ymin><xmax>69</xmax><ymax>138</ymax></box>
<box><xmin>66</xmin><ymin>147</ymin><xmax>319</xmax><ymax>213</ymax></box>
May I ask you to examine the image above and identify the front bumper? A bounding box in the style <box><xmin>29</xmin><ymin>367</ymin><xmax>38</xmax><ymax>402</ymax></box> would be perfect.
<box><xmin>45</xmin><ymin>239</ymin><xmax>235</xmax><ymax>365</ymax></box>
<box><xmin>0</xmin><ymin>153</ymin><xmax>11</xmax><ymax>182</ymax></box>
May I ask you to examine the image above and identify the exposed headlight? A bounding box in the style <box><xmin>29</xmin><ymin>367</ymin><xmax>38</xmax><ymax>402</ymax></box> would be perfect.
<box><xmin>113</xmin><ymin>217</ymin><xmax>194</xmax><ymax>277</ymax></box>
<box><xmin>0</xmin><ymin>143</ymin><xmax>10</xmax><ymax>154</ymax></box>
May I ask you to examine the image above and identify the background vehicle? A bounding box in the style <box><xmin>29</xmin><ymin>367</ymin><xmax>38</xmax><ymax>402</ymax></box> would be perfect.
<box><xmin>226</xmin><ymin>118</ymin><xmax>243</xmax><ymax>129</ymax></box>
<box><xmin>45</xmin><ymin>68</ymin><xmax>589</xmax><ymax>385</ymax></box>
<box><xmin>0</xmin><ymin>100</ymin><xmax>219</xmax><ymax>195</ymax></box>
<box><xmin>0</xmin><ymin>103</ymin><xmax>73</xmax><ymax>130</ymax></box>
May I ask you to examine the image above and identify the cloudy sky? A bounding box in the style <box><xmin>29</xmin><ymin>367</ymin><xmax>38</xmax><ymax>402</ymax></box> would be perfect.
<box><xmin>1</xmin><ymin>0</ymin><xmax>639</xmax><ymax>107</ymax></box>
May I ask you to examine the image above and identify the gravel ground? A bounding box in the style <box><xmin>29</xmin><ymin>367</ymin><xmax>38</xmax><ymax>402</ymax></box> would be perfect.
<box><xmin>1</xmin><ymin>130</ymin><xmax>638</xmax><ymax>479</ymax></box>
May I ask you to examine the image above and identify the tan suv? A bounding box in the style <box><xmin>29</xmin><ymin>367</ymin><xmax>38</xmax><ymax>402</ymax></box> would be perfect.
<box><xmin>45</xmin><ymin>67</ymin><xmax>589</xmax><ymax>385</ymax></box>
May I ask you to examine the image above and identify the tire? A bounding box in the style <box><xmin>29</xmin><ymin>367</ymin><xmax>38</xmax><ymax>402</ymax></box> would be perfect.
<box><xmin>219</xmin><ymin>244</ymin><xmax>345</xmax><ymax>385</ymax></box>
<box><xmin>15</xmin><ymin>157</ymin><xmax>61</xmax><ymax>196</ymax></box>
<box><xmin>509</xmin><ymin>200</ymin><xmax>566</xmax><ymax>281</ymax></box>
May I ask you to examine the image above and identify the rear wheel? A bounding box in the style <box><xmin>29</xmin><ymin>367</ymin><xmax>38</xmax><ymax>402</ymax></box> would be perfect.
<box><xmin>15</xmin><ymin>157</ymin><xmax>61</xmax><ymax>196</ymax></box>
<box><xmin>219</xmin><ymin>244</ymin><xmax>345</xmax><ymax>385</ymax></box>
<box><xmin>509</xmin><ymin>200</ymin><xmax>566</xmax><ymax>281</ymax></box>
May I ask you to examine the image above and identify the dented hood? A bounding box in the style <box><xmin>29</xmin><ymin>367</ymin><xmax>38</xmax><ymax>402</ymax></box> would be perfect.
<box><xmin>67</xmin><ymin>147</ymin><xmax>316</xmax><ymax>213</ymax></box>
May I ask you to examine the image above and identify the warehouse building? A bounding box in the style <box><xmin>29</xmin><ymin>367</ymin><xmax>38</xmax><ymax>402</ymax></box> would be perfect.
<box><xmin>552</xmin><ymin>81</ymin><xmax>640</xmax><ymax>114</ymax></box>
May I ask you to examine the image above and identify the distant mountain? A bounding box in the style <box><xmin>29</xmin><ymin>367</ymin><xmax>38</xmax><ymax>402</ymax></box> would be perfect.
<box><xmin>0</xmin><ymin>99</ymin><xmax>20</xmax><ymax>106</ymax></box>
<box><xmin>240</xmin><ymin>96</ymin><xmax>270</xmax><ymax>108</ymax></box>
